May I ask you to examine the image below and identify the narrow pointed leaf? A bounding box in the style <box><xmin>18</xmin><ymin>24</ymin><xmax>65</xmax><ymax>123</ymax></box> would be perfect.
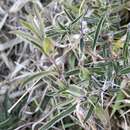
<box><xmin>22</xmin><ymin>71</ymin><xmax>57</xmax><ymax>86</ymax></box>
<box><xmin>120</xmin><ymin>66</ymin><xmax>130</xmax><ymax>74</ymax></box>
<box><xmin>64</xmin><ymin>8</ymin><xmax>74</xmax><ymax>21</ymax></box>
<box><xmin>39</xmin><ymin>104</ymin><xmax>76</xmax><ymax>130</ymax></box>
<box><xmin>93</xmin><ymin>14</ymin><xmax>106</xmax><ymax>50</ymax></box>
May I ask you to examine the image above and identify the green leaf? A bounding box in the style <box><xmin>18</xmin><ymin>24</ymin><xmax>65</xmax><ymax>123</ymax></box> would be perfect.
<box><xmin>0</xmin><ymin>116</ymin><xmax>18</xmax><ymax>129</ymax></box>
<box><xmin>123</xmin><ymin>42</ymin><xmax>128</xmax><ymax>63</ymax></box>
<box><xmin>123</xmin><ymin>26</ymin><xmax>130</xmax><ymax>65</ymax></box>
<box><xmin>79</xmin><ymin>38</ymin><xmax>84</xmax><ymax>52</ymax></box>
<box><xmin>68</xmin><ymin>53</ymin><xmax>76</xmax><ymax>69</ymax></box>
<box><xmin>89</xmin><ymin>67</ymin><xmax>105</xmax><ymax>75</ymax></box>
<box><xmin>43</xmin><ymin>37</ymin><xmax>55</xmax><ymax>55</ymax></box>
<box><xmin>64</xmin><ymin>8</ymin><xmax>74</xmax><ymax>21</ymax></box>
<box><xmin>66</xmin><ymin>84</ymin><xmax>85</xmax><ymax>97</ymax></box>
<box><xmin>70</xmin><ymin>13</ymin><xmax>83</xmax><ymax>25</ymax></box>
<box><xmin>79</xmin><ymin>67</ymin><xmax>90</xmax><ymax>80</ymax></box>
<box><xmin>64</xmin><ymin>123</ymin><xmax>75</xmax><ymax>129</ymax></box>
<box><xmin>3</xmin><ymin>92</ymin><xmax>11</xmax><ymax>118</ymax></box>
<box><xmin>34</xmin><ymin>5</ymin><xmax>44</xmax><ymax>37</ymax></box>
<box><xmin>19</xmin><ymin>19</ymin><xmax>39</xmax><ymax>37</ymax></box>
<box><xmin>111</xmin><ymin>90</ymin><xmax>125</xmax><ymax>116</ymax></box>
<box><xmin>95</xmin><ymin>105</ymin><xmax>110</xmax><ymax>126</ymax></box>
<box><xmin>14</xmin><ymin>30</ymin><xmax>41</xmax><ymax>44</ymax></box>
<box><xmin>58</xmin><ymin>22</ymin><xmax>67</xmax><ymax>30</ymax></box>
<box><xmin>22</xmin><ymin>70</ymin><xmax>57</xmax><ymax>86</ymax></box>
<box><xmin>13</xmin><ymin>30</ymin><xmax>44</xmax><ymax>52</ymax></box>
<box><xmin>120</xmin><ymin>66</ymin><xmax>130</xmax><ymax>74</ymax></box>
<box><xmin>84</xmin><ymin>97</ymin><xmax>99</xmax><ymax>122</ymax></box>
<box><xmin>84</xmin><ymin>104</ymin><xmax>94</xmax><ymax>122</ymax></box>
<box><xmin>93</xmin><ymin>13</ymin><xmax>106</xmax><ymax>50</ymax></box>
<box><xmin>65</xmin><ymin>68</ymin><xmax>80</xmax><ymax>77</ymax></box>
<box><xmin>39</xmin><ymin>104</ymin><xmax>76</xmax><ymax>130</ymax></box>
<box><xmin>46</xmin><ymin>27</ymin><xmax>68</xmax><ymax>37</ymax></box>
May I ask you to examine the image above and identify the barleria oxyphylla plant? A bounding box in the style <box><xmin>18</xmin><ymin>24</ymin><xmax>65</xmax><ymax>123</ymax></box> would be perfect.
<box><xmin>2</xmin><ymin>0</ymin><xmax>130</xmax><ymax>130</ymax></box>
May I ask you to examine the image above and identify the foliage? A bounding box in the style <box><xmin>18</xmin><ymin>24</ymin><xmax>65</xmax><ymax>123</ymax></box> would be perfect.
<box><xmin>1</xmin><ymin>0</ymin><xmax>130</xmax><ymax>130</ymax></box>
